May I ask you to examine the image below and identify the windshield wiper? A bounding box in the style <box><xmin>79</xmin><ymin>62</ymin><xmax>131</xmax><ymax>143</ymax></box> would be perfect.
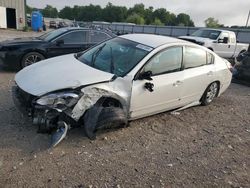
<box><xmin>110</xmin><ymin>47</ymin><xmax>115</xmax><ymax>74</ymax></box>
<box><xmin>91</xmin><ymin>43</ymin><xmax>106</xmax><ymax>67</ymax></box>
<box><xmin>75</xmin><ymin>51</ymin><xmax>85</xmax><ymax>59</ymax></box>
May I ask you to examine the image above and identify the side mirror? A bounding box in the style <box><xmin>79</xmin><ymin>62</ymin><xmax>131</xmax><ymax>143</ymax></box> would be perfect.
<box><xmin>218</xmin><ymin>37</ymin><xmax>228</xmax><ymax>44</ymax></box>
<box><xmin>56</xmin><ymin>39</ymin><xmax>64</xmax><ymax>46</ymax></box>
<box><xmin>223</xmin><ymin>37</ymin><xmax>229</xmax><ymax>43</ymax></box>
<box><xmin>138</xmin><ymin>71</ymin><xmax>153</xmax><ymax>81</ymax></box>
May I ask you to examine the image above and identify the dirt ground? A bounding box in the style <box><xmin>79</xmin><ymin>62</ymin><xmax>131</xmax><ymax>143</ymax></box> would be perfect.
<box><xmin>0</xmin><ymin>30</ymin><xmax>250</xmax><ymax>187</ymax></box>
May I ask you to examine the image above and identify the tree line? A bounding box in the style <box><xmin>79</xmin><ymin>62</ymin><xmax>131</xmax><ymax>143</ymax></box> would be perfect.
<box><xmin>26</xmin><ymin>3</ymin><xmax>195</xmax><ymax>26</ymax></box>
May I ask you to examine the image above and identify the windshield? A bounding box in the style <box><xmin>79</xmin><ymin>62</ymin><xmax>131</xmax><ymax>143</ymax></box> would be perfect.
<box><xmin>191</xmin><ymin>30</ymin><xmax>221</xmax><ymax>40</ymax></box>
<box><xmin>77</xmin><ymin>37</ymin><xmax>153</xmax><ymax>77</ymax></box>
<box><xmin>38</xmin><ymin>28</ymin><xmax>68</xmax><ymax>41</ymax></box>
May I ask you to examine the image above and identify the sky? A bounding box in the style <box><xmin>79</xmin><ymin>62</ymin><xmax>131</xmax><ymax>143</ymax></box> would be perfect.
<box><xmin>26</xmin><ymin>0</ymin><xmax>250</xmax><ymax>27</ymax></box>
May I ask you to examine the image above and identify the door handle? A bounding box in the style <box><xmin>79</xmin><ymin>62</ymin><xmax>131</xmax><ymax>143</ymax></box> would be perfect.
<box><xmin>228</xmin><ymin>45</ymin><xmax>230</xmax><ymax>48</ymax></box>
<box><xmin>207</xmin><ymin>71</ymin><xmax>213</xmax><ymax>76</ymax></box>
<box><xmin>144</xmin><ymin>82</ymin><xmax>154</xmax><ymax>92</ymax></box>
<box><xmin>173</xmin><ymin>80</ymin><xmax>183</xmax><ymax>86</ymax></box>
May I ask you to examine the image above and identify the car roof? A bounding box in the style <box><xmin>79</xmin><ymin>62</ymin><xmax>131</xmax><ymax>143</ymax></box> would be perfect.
<box><xmin>120</xmin><ymin>34</ymin><xmax>189</xmax><ymax>48</ymax></box>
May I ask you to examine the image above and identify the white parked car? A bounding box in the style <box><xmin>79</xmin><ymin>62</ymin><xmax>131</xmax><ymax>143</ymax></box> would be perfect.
<box><xmin>13</xmin><ymin>34</ymin><xmax>232</xmax><ymax>147</ymax></box>
<box><xmin>179</xmin><ymin>29</ymin><xmax>249</xmax><ymax>58</ymax></box>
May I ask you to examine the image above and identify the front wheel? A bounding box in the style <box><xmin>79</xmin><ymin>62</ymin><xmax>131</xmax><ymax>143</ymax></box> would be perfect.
<box><xmin>201</xmin><ymin>82</ymin><xmax>219</xmax><ymax>106</ymax></box>
<box><xmin>21</xmin><ymin>52</ymin><xmax>45</xmax><ymax>68</ymax></box>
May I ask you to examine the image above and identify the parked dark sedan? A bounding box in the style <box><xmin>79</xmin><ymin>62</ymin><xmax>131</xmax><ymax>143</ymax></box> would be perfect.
<box><xmin>233</xmin><ymin>45</ymin><xmax>250</xmax><ymax>83</ymax></box>
<box><xmin>0</xmin><ymin>28</ymin><xmax>116</xmax><ymax>69</ymax></box>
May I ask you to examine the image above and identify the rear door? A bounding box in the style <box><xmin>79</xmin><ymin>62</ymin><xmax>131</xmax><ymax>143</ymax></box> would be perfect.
<box><xmin>47</xmin><ymin>30</ymin><xmax>90</xmax><ymax>57</ymax></box>
<box><xmin>180</xmin><ymin>46</ymin><xmax>215</xmax><ymax>104</ymax></box>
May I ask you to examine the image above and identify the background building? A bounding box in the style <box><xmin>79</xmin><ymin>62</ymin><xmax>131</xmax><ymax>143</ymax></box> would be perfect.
<box><xmin>0</xmin><ymin>0</ymin><xmax>26</xmax><ymax>29</ymax></box>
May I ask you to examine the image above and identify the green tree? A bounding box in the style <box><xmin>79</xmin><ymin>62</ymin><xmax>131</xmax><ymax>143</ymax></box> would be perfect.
<box><xmin>204</xmin><ymin>17</ymin><xmax>221</xmax><ymax>28</ymax></box>
<box><xmin>78</xmin><ymin>4</ymin><xmax>103</xmax><ymax>21</ymax></box>
<box><xmin>151</xmin><ymin>18</ymin><xmax>164</xmax><ymax>26</ymax></box>
<box><xmin>128</xmin><ymin>4</ymin><xmax>145</xmax><ymax>17</ymax></box>
<box><xmin>59</xmin><ymin>6</ymin><xmax>73</xmax><ymax>20</ymax></box>
<box><xmin>176</xmin><ymin>13</ymin><xmax>194</xmax><ymax>26</ymax></box>
<box><xmin>55</xmin><ymin>2</ymin><xmax>196</xmax><ymax>26</ymax></box>
<box><xmin>41</xmin><ymin>5</ymin><xmax>58</xmax><ymax>18</ymax></box>
<box><xmin>126</xmin><ymin>13</ymin><xmax>145</xmax><ymax>25</ymax></box>
<box><xmin>103</xmin><ymin>3</ymin><xmax>127</xmax><ymax>22</ymax></box>
<box><xmin>144</xmin><ymin>6</ymin><xmax>154</xmax><ymax>24</ymax></box>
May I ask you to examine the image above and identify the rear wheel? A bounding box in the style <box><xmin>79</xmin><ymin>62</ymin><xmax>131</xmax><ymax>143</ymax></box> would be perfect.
<box><xmin>201</xmin><ymin>82</ymin><xmax>219</xmax><ymax>106</ymax></box>
<box><xmin>21</xmin><ymin>52</ymin><xmax>45</xmax><ymax>68</ymax></box>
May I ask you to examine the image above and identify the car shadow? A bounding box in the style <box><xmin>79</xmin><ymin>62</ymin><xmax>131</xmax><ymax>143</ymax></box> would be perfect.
<box><xmin>232</xmin><ymin>78</ymin><xmax>250</xmax><ymax>87</ymax></box>
<box><xmin>0</xmin><ymin>65</ymin><xmax>18</xmax><ymax>73</ymax></box>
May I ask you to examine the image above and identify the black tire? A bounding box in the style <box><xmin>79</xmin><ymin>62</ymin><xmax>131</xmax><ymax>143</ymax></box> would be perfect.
<box><xmin>96</xmin><ymin>107</ymin><xmax>127</xmax><ymax>130</ymax></box>
<box><xmin>200</xmin><ymin>82</ymin><xmax>219</xmax><ymax>106</ymax></box>
<box><xmin>83</xmin><ymin>107</ymin><xmax>127</xmax><ymax>140</ymax></box>
<box><xmin>21</xmin><ymin>52</ymin><xmax>45</xmax><ymax>68</ymax></box>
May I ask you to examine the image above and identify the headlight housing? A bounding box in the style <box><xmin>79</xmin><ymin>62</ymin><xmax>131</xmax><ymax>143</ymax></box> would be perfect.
<box><xmin>36</xmin><ymin>91</ymin><xmax>81</xmax><ymax>110</ymax></box>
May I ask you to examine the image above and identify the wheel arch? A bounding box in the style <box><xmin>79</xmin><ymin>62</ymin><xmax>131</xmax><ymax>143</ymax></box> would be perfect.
<box><xmin>239</xmin><ymin>49</ymin><xmax>246</xmax><ymax>55</ymax></box>
<box><xmin>213</xmin><ymin>80</ymin><xmax>221</xmax><ymax>97</ymax></box>
<box><xmin>81</xmin><ymin>95</ymin><xmax>129</xmax><ymax>140</ymax></box>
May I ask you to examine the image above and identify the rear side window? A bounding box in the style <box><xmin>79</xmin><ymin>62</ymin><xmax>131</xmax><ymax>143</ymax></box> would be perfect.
<box><xmin>184</xmin><ymin>47</ymin><xmax>207</xmax><ymax>69</ymax></box>
<box><xmin>207</xmin><ymin>52</ymin><xmax>214</xmax><ymax>65</ymax></box>
<box><xmin>59</xmin><ymin>31</ymin><xmax>88</xmax><ymax>44</ymax></box>
<box><xmin>90</xmin><ymin>31</ymin><xmax>110</xmax><ymax>43</ymax></box>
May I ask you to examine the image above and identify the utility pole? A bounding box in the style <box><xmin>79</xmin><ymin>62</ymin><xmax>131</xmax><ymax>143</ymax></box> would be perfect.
<box><xmin>246</xmin><ymin>10</ymin><xmax>250</xmax><ymax>28</ymax></box>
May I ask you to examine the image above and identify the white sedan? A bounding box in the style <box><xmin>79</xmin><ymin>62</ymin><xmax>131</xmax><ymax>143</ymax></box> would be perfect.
<box><xmin>13</xmin><ymin>34</ymin><xmax>232</xmax><ymax>147</ymax></box>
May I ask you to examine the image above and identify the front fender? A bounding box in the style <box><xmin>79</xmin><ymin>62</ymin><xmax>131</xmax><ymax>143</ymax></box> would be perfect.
<box><xmin>71</xmin><ymin>86</ymin><xmax>128</xmax><ymax>121</ymax></box>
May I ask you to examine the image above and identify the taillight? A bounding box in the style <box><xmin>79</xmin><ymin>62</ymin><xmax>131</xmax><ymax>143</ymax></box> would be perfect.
<box><xmin>223</xmin><ymin>59</ymin><xmax>233</xmax><ymax>73</ymax></box>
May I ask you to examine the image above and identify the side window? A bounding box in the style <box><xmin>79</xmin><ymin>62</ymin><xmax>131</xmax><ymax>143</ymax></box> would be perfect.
<box><xmin>184</xmin><ymin>47</ymin><xmax>206</xmax><ymax>69</ymax></box>
<box><xmin>90</xmin><ymin>31</ymin><xmax>110</xmax><ymax>43</ymax></box>
<box><xmin>144</xmin><ymin>47</ymin><xmax>182</xmax><ymax>75</ymax></box>
<box><xmin>58</xmin><ymin>31</ymin><xmax>87</xmax><ymax>44</ymax></box>
<box><xmin>207</xmin><ymin>52</ymin><xmax>214</xmax><ymax>65</ymax></box>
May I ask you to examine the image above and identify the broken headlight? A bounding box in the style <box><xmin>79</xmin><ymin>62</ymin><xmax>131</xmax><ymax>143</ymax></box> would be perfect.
<box><xmin>36</xmin><ymin>91</ymin><xmax>80</xmax><ymax>110</ymax></box>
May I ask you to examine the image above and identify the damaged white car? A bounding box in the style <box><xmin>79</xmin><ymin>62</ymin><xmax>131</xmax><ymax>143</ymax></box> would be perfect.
<box><xmin>13</xmin><ymin>34</ymin><xmax>232</xmax><ymax>147</ymax></box>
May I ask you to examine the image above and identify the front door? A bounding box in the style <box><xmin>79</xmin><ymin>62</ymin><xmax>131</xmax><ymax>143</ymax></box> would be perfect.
<box><xmin>130</xmin><ymin>46</ymin><xmax>184</xmax><ymax>119</ymax></box>
<box><xmin>213</xmin><ymin>32</ymin><xmax>234</xmax><ymax>58</ymax></box>
<box><xmin>47</xmin><ymin>30</ymin><xmax>90</xmax><ymax>58</ymax></box>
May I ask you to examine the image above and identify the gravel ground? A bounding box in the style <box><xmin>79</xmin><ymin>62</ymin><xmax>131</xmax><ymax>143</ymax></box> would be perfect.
<box><xmin>0</xmin><ymin>29</ymin><xmax>45</xmax><ymax>41</ymax></box>
<box><xmin>0</xmin><ymin>30</ymin><xmax>250</xmax><ymax>187</ymax></box>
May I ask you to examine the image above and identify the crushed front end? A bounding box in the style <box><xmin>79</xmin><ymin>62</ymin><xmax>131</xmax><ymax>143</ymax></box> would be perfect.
<box><xmin>12</xmin><ymin>83</ymin><xmax>129</xmax><ymax>147</ymax></box>
<box><xmin>12</xmin><ymin>85</ymin><xmax>82</xmax><ymax>147</ymax></box>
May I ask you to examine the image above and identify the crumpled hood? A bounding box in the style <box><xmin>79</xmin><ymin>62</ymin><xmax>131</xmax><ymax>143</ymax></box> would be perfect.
<box><xmin>15</xmin><ymin>54</ymin><xmax>114</xmax><ymax>96</ymax></box>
